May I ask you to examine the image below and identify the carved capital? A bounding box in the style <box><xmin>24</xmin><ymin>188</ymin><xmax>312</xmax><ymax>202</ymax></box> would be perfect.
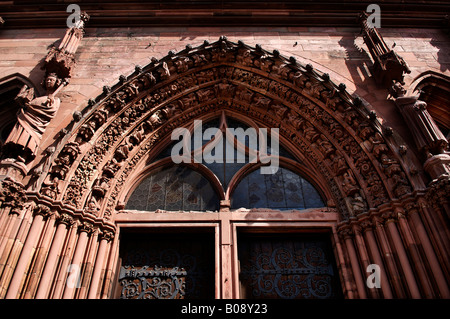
<box><xmin>99</xmin><ymin>230</ymin><xmax>115</xmax><ymax>242</ymax></box>
<box><xmin>350</xmin><ymin>222</ymin><xmax>363</xmax><ymax>235</ymax></box>
<box><xmin>0</xmin><ymin>180</ymin><xmax>27</xmax><ymax>216</ymax></box>
<box><xmin>33</xmin><ymin>204</ymin><xmax>52</xmax><ymax>219</ymax></box>
<box><xmin>78</xmin><ymin>221</ymin><xmax>94</xmax><ymax>234</ymax></box>
<box><xmin>337</xmin><ymin>224</ymin><xmax>353</xmax><ymax>239</ymax></box>
<box><xmin>57</xmin><ymin>212</ymin><xmax>75</xmax><ymax>226</ymax></box>
<box><xmin>381</xmin><ymin>210</ymin><xmax>399</xmax><ymax>224</ymax></box>
<box><xmin>359</xmin><ymin>218</ymin><xmax>374</xmax><ymax>232</ymax></box>
<box><xmin>372</xmin><ymin>215</ymin><xmax>385</xmax><ymax>228</ymax></box>
<box><xmin>425</xmin><ymin>176</ymin><xmax>450</xmax><ymax>206</ymax></box>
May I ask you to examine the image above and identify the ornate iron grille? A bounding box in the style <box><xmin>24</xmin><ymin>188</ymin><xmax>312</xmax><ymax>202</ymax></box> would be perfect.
<box><xmin>118</xmin><ymin>232</ymin><xmax>214</xmax><ymax>299</ymax></box>
<box><xmin>239</xmin><ymin>234</ymin><xmax>342</xmax><ymax>299</ymax></box>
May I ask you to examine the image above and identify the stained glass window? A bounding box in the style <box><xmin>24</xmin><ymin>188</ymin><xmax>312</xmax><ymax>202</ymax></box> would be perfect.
<box><xmin>126</xmin><ymin>166</ymin><xmax>220</xmax><ymax>211</ymax></box>
<box><xmin>231</xmin><ymin>167</ymin><xmax>324</xmax><ymax>210</ymax></box>
<box><xmin>127</xmin><ymin>114</ymin><xmax>325</xmax><ymax>212</ymax></box>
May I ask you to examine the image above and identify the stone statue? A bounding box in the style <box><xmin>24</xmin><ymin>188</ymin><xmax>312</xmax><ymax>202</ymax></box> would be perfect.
<box><xmin>4</xmin><ymin>73</ymin><xmax>66</xmax><ymax>162</ymax></box>
<box><xmin>390</xmin><ymin>81</ymin><xmax>448</xmax><ymax>157</ymax></box>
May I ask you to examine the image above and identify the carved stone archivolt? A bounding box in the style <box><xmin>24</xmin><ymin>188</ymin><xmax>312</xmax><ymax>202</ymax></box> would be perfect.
<box><xmin>30</xmin><ymin>37</ymin><xmax>417</xmax><ymax>222</ymax></box>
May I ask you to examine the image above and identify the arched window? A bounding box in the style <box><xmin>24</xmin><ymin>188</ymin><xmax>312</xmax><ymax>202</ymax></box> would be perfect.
<box><xmin>126</xmin><ymin>165</ymin><xmax>220</xmax><ymax>212</ymax></box>
<box><xmin>125</xmin><ymin>113</ymin><xmax>325</xmax><ymax>212</ymax></box>
<box><xmin>231</xmin><ymin>167</ymin><xmax>324</xmax><ymax>210</ymax></box>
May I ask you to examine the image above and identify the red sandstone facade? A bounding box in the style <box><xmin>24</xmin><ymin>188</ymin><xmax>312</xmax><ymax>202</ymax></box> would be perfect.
<box><xmin>0</xmin><ymin>2</ymin><xmax>449</xmax><ymax>299</ymax></box>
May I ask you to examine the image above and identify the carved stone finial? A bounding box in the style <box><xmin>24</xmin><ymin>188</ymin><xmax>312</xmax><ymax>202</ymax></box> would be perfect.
<box><xmin>358</xmin><ymin>11</ymin><xmax>410</xmax><ymax>88</ymax></box>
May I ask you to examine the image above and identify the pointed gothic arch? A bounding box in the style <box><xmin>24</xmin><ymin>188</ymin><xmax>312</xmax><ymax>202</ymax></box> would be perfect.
<box><xmin>2</xmin><ymin>36</ymin><xmax>449</xmax><ymax>300</ymax></box>
<box><xmin>31</xmin><ymin>37</ymin><xmax>417</xmax><ymax>224</ymax></box>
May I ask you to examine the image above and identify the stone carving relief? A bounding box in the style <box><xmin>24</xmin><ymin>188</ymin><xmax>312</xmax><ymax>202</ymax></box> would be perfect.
<box><xmin>2</xmin><ymin>74</ymin><xmax>68</xmax><ymax>164</ymax></box>
<box><xmin>0</xmin><ymin>179</ymin><xmax>27</xmax><ymax>215</ymax></box>
<box><xmin>33</xmin><ymin>38</ymin><xmax>415</xmax><ymax>222</ymax></box>
<box><xmin>390</xmin><ymin>81</ymin><xmax>448</xmax><ymax>157</ymax></box>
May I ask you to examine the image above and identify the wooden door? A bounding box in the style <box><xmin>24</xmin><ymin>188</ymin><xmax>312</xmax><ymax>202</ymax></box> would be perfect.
<box><xmin>238</xmin><ymin>233</ymin><xmax>343</xmax><ymax>299</ymax></box>
<box><xmin>117</xmin><ymin>230</ymin><xmax>215</xmax><ymax>299</ymax></box>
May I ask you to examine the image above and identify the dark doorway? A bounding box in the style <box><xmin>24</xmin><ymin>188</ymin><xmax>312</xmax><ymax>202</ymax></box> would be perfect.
<box><xmin>238</xmin><ymin>232</ymin><xmax>343</xmax><ymax>299</ymax></box>
<box><xmin>117</xmin><ymin>229</ymin><xmax>215</xmax><ymax>299</ymax></box>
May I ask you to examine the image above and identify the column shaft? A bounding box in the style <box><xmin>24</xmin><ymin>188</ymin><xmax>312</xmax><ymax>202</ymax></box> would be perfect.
<box><xmin>363</xmin><ymin>228</ymin><xmax>393</xmax><ymax>298</ymax></box>
<box><xmin>409</xmin><ymin>211</ymin><xmax>450</xmax><ymax>298</ymax></box>
<box><xmin>344</xmin><ymin>237</ymin><xmax>367</xmax><ymax>298</ymax></box>
<box><xmin>87</xmin><ymin>238</ymin><xmax>108</xmax><ymax>299</ymax></box>
<box><xmin>385</xmin><ymin>220</ymin><xmax>421</xmax><ymax>298</ymax></box>
<box><xmin>5</xmin><ymin>214</ymin><xmax>44</xmax><ymax>298</ymax></box>
<box><xmin>62</xmin><ymin>230</ymin><xmax>89</xmax><ymax>299</ymax></box>
<box><xmin>374</xmin><ymin>221</ymin><xmax>405</xmax><ymax>298</ymax></box>
<box><xmin>35</xmin><ymin>222</ymin><xmax>68</xmax><ymax>298</ymax></box>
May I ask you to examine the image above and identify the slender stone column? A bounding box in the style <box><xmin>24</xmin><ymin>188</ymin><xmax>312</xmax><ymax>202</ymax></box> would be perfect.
<box><xmin>220</xmin><ymin>210</ymin><xmax>233</xmax><ymax>299</ymax></box>
<box><xmin>0</xmin><ymin>208</ymin><xmax>22</xmax><ymax>274</ymax></box>
<box><xmin>340</xmin><ymin>226</ymin><xmax>367</xmax><ymax>298</ymax></box>
<box><xmin>0</xmin><ymin>204</ymin><xmax>33</xmax><ymax>298</ymax></box>
<box><xmin>372</xmin><ymin>216</ymin><xmax>405</xmax><ymax>298</ymax></box>
<box><xmin>396</xmin><ymin>209</ymin><xmax>434</xmax><ymax>298</ymax></box>
<box><xmin>0</xmin><ymin>180</ymin><xmax>27</xmax><ymax>236</ymax></box>
<box><xmin>0</xmin><ymin>209</ymin><xmax>16</xmax><ymax>251</ymax></box>
<box><xmin>0</xmin><ymin>180</ymin><xmax>27</xmax><ymax>258</ymax></box>
<box><xmin>0</xmin><ymin>206</ymin><xmax>33</xmax><ymax>299</ymax></box>
<box><xmin>332</xmin><ymin>229</ymin><xmax>356</xmax><ymax>299</ymax></box>
<box><xmin>35</xmin><ymin>213</ymin><xmax>74</xmax><ymax>299</ymax></box>
<box><xmin>352</xmin><ymin>222</ymin><xmax>378</xmax><ymax>298</ymax></box>
<box><xmin>50</xmin><ymin>223</ymin><xmax>77</xmax><ymax>298</ymax></box>
<box><xmin>87</xmin><ymin>231</ymin><xmax>114</xmax><ymax>299</ymax></box>
<box><xmin>407</xmin><ymin>206</ymin><xmax>450</xmax><ymax>298</ymax></box>
<box><xmin>101</xmin><ymin>230</ymin><xmax>120</xmax><ymax>299</ymax></box>
<box><xmin>62</xmin><ymin>222</ymin><xmax>93</xmax><ymax>299</ymax></box>
<box><xmin>23</xmin><ymin>215</ymin><xmax>56</xmax><ymax>298</ymax></box>
<box><xmin>75</xmin><ymin>230</ymin><xmax>97</xmax><ymax>299</ymax></box>
<box><xmin>5</xmin><ymin>204</ymin><xmax>51</xmax><ymax>298</ymax></box>
<box><xmin>384</xmin><ymin>214</ymin><xmax>421</xmax><ymax>298</ymax></box>
<box><xmin>419</xmin><ymin>200</ymin><xmax>450</xmax><ymax>274</ymax></box>
<box><xmin>361</xmin><ymin>221</ymin><xmax>393</xmax><ymax>298</ymax></box>
<box><xmin>0</xmin><ymin>206</ymin><xmax>12</xmax><ymax>233</ymax></box>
